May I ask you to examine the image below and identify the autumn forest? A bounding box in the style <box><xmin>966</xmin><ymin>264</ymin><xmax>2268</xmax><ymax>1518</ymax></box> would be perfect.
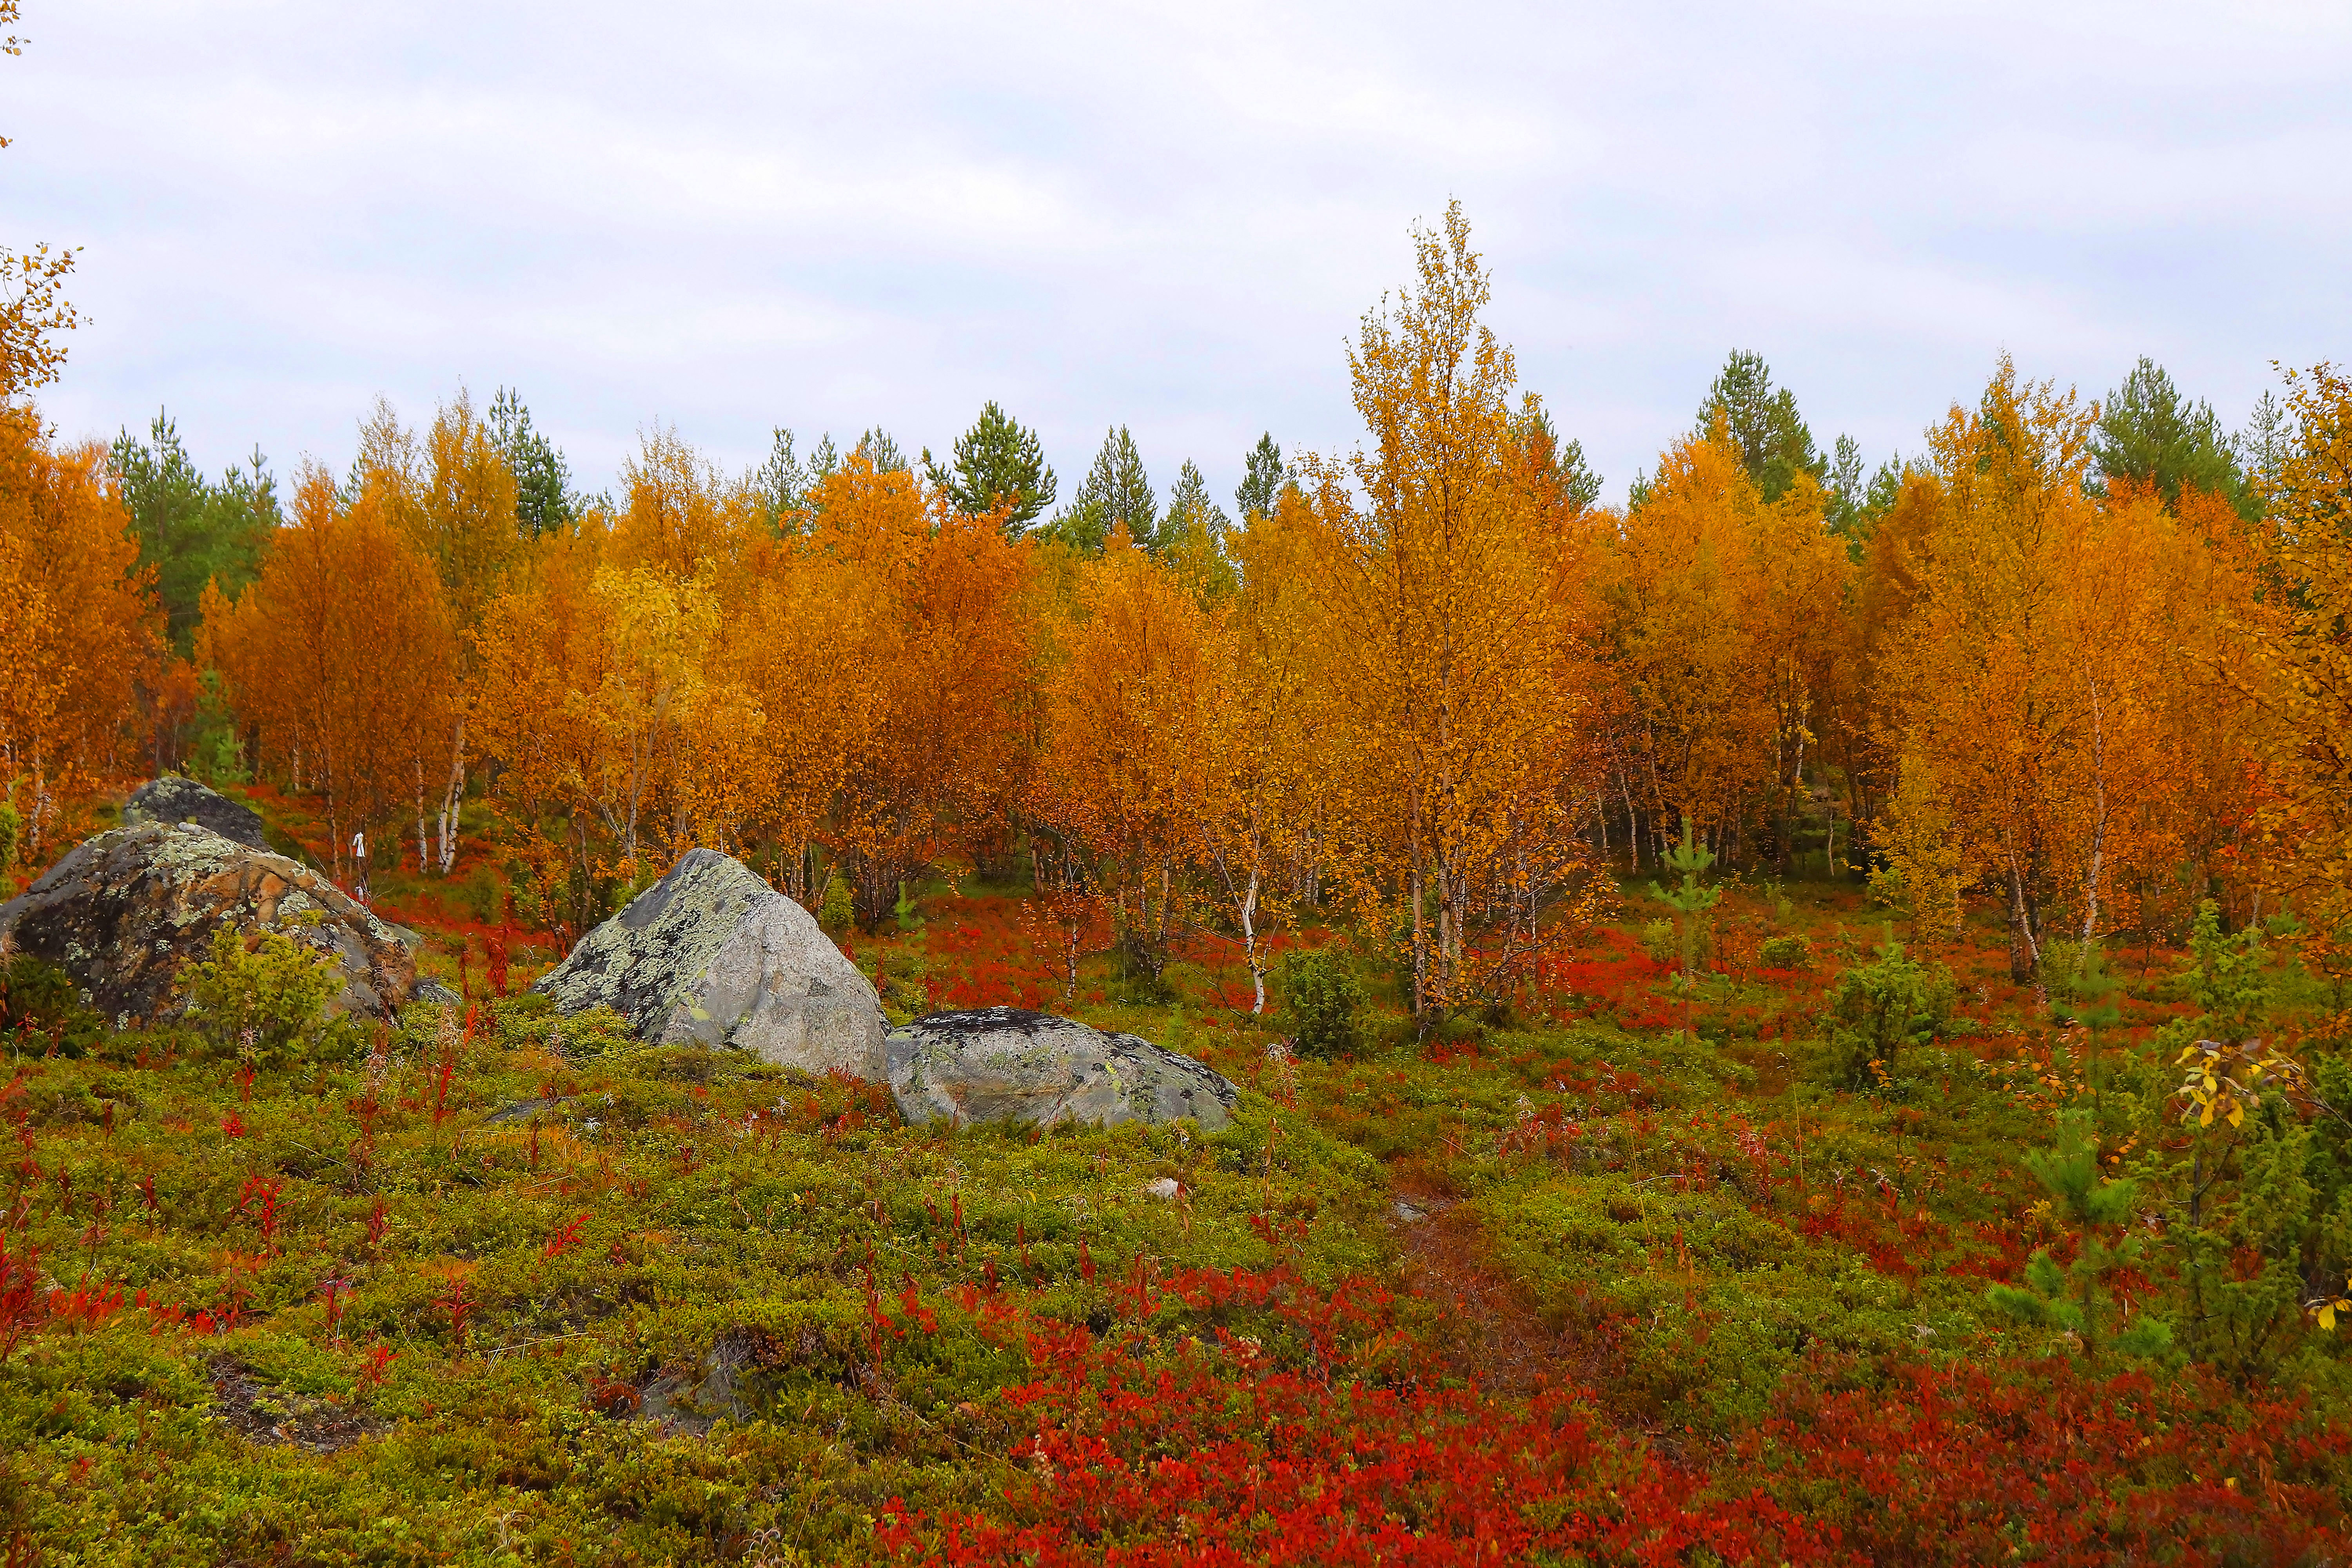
<box><xmin>10</xmin><ymin>122</ymin><xmax>2352</xmax><ymax>1568</ymax></box>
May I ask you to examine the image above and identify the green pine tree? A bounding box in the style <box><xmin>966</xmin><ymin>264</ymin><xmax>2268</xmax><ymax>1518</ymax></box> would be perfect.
<box><xmin>109</xmin><ymin>411</ymin><xmax>278</xmax><ymax>655</ymax></box>
<box><xmin>2092</xmin><ymin>358</ymin><xmax>2250</xmax><ymax>517</ymax></box>
<box><xmin>1234</xmin><ymin>433</ymin><xmax>1287</xmax><ymax>521</ymax></box>
<box><xmin>1695</xmin><ymin>350</ymin><xmax>1825</xmax><ymax>502</ymax></box>
<box><xmin>1650</xmin><ymin>817</ymin><xmax>1721</xmax><ymax>1044</ymax></box>
<box><xmin>854</xmin><ymin>428</ymin><xmax>911</xmax><ymax>475</ymax></box>
<box><xmin>486</xmin><ymin>387</ymin><xmax>575</xmax><ymax>542</ymax></box>
<box><xmin>753</xmin><ymin>427</ymin><xmax>810</xmax><ymax>535</ymax></box>
<box><xmin>1044</xmin><ymin>426</ymin><xmax>1155</xmax><ymax>555</ymax></box>
<box><xmin>933</xmin><ymin>401</ymin><xmax>1057</xmax><ymax>537</ymax></box>
<box><xmin>1989</xmin><ymin>1109</ymin><xmax>2175</xmax><ymax>1363</ymax></box>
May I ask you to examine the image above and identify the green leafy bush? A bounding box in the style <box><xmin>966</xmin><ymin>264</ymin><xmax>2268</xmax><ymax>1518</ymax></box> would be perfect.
<box><xmin>182</xmin><ymin>927</ymin><xmax>343</xmax><ymax>1066</ymax></box>
<box><xmin>0</xmin><ymin>954</ymin><xmax>102</xmax><ymax>1055</ymax></box>
<box><xmin>1759</xmin><ymin>934</ymin><xmax>1811</xmax><ymax>970</ymax></box>
<box><xmin>1639</xmin><ymin>919</ymin><xmax>1676</xmax><ymax>964</ymax></box>
<box><xmin>1282</xmin><ymin>946</ymin><xmax>1366</xmax><ymax>1059</ymax></box>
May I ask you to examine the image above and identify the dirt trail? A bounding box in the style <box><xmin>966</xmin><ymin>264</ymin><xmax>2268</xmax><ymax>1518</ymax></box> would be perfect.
<box><xmin>1388</xmin><ymin>1183</ymin><xmax>1614</xmax><ymax>1400</ymax></box>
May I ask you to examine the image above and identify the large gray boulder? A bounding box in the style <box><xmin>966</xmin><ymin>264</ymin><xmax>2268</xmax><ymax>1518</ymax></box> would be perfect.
<box><xmin>0</xmin><ymin>822</ymin><xmax>427</xmax><ymax>1027</ymax></box>
<box><xmin>888</xmin><ymin>1007</ymin><xmax>1240</xmax><ymax>1131</ymax></box>
<box><xmin>534</xmin><ymin>849</ymin><xmax>885</xmax><ymax>1080</ymax></box>
<box><xmin>122</xmin><ymin>775</ymin><xmax>269</xmax><ymax>850</ymax></box>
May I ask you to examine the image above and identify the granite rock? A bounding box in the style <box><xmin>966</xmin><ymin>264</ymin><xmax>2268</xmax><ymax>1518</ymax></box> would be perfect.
<box><xmin>0</xmin><ymin>822</ymin><xmax>425</xmax><ymax>1026</ymax></box>
<box><xmin>532</xmin><ymin>849</ymin><xmax>885</xmax><ymax>1080</ymax></box>
<box><xmin>887</xmin><ymin>1006</ymin><xmax>1239</xmax><ymax>1131</ymax></box>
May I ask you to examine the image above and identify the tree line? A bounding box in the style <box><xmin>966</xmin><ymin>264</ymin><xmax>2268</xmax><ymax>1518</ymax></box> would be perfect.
<box><xmin>6</xmin><ymin>201</ymin><xmax>2351</xmax><ymax>1027</ymax></box>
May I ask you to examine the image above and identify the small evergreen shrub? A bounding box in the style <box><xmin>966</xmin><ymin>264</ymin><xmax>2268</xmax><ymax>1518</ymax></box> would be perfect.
<box><xmin>1639</xmin><ymin>919</ymin><xmax>1677</xmax><ymax>964</ymax></box>
<box><xmin>820</xmin><ymin>872</ymin><xmax>853</xmax><ymax>934</ymax></box>
<box><xmin>1820</xmin><ymin>929</ymin><xmax>1952</xmax><ymax>1089</ymax></box>
<box><xmin>0</xmin><ymin>954</ymin><xmax>102</xmax><ymax>1055</ymax></box>
<box><xmin>1759</xmin><ymin>934</ymin><xmax>1811</xmax><ymax>970</ymax></box>
<box><xmin>1282</xmin><ymin>946</ymin><xmax>1366</xmax><ymax>1059</ymax></box>
<box><xmin>183</xmin><ymin>927</ymin><xmax>344</xmax><ymax>1066</ymax></box>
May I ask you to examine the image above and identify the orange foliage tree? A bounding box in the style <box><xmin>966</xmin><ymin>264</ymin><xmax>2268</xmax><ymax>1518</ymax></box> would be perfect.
<box><xmin>2248</xmin><ymin>363</ymin><xmax>2352</xmax><ymax>990</ymax></box>
<box><xmin>816</xmin><ymin>459</ymin><xmax>1037</xmax><ymax>927</ymax></box>
<box><xmin>0</xmin><ymin>414</ymin><xmax>159</xmax><ymax>867</ymax></box>
<box><xmin>1877</xmin><ymin>359</ymin><xmax>2265</xmax><ymax>976</ymax></box>
<box><xmin>1294</xmin><ymin>203</ymin><xmax>1609</xmax><ymax>1029</ymax></box>
<box><xmin>203</xmin><ymin>465</ymin><xmax>458</xmax><ymax>882</ymax></box>
<box><xmin>1031</xmin><ymin>530</ymin><xmax>1218</xmax><ymax>989</ymax></box>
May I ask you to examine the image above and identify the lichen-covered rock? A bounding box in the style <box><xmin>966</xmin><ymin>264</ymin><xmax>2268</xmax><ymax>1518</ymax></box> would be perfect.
<box><xmin>532</xmin><ymin>849</ymin><xmax>885</xmax><ymax>1080</ymax></box>
<box><xmin>122</xmin><ymin>775</ymin><xmax>269</xmax><ymax>850</ymax></box>
<box><xmin>887</xmin><ymin>1007</ymin><xmax>1240</xmax><ymax>1131</ymax></box>
<box><xmin>0</xmin><ymin>822</ymin><xmax>425</xmax><ymax>1027</ymax></box>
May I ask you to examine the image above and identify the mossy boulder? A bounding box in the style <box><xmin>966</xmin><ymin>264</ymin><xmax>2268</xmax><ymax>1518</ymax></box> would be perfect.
<box><xmin>888</xmin><ymin>1006</ymin><xmax>1240</xmax><ymax>1130</ymax></box>
<box><xmin>532</xmin><ymin>849</ymin><xmax>885</xmax><ymax>1080</ymax></box>
<box><xmin>0</xmin><ymin>822</ymin><xmax>428</xmax><ymax>1027</ymax></box>
<box><xmin>121</xmin><ymin>775</ymin><xmax>268</xmax><ymax>850</ymax></box>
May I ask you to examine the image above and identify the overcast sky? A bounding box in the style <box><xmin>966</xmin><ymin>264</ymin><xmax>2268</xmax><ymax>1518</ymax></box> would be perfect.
<box><xmin>8</xmin><ymin>1</ymin><xmax>2348</xmax><ymax>511</ymax></box>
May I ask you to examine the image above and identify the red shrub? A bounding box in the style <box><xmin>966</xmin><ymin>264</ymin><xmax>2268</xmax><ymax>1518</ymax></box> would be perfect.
<box><xmin>1737</xmin><ymin>1354</ymin><xmax>2352</xmax><ymax>1566</ymax></box>
<box><xmin>878</xmin><ymin>1268</ymin><xmax>1830</xmax><ymax>1566</ymax></box>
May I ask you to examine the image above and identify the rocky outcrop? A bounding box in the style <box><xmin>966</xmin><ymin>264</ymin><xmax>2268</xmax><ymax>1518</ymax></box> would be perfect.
<box><xmin>0</xmin><ymin>822</ymin><xmax>425</xmax><ymax>1027</ymax></box>
<box><xmin>533</xmin><ymin>849</ymin><xmax>886</xmax><ymax>1080</ymax></box>
<box><xmin>887</xmin><ymin>1007</ymin><xmax>1240</xmax><ymax>1131</ymax></box>
<box><xmin>122</xmin><ymin>775</ymin><xmax>269</xmax><ymax>850</ymax></box>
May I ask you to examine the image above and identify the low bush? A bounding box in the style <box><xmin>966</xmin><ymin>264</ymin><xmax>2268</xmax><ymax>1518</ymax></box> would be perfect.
<box><xmin>1820</xmin><ymin>929</ymin><xmax>1953</xmax><ymax>1088</ymax></box>
<box><xmin>1281</xmin><ymin>946</ymin><xmax>1366</xmax><ymax>1058</ymax></box>
<box><xmin>180</xmin><ymin>926</ymin><xmax>345</xmax><ymax>1066</ymax></box>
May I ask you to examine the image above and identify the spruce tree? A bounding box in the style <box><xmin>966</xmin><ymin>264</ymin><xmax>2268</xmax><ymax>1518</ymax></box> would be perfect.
<box><xmin>1044</xmin><ymin>426</ymin><xmax>1155</xmax><ymax>554</ymax></box>
<box><xmin>109</xmin><ymin>411</ymin><xmax>278</xmax><ymax>654</ymax></box>
<box><xmin>486</xmin><ymin>387</ymin><xmax>574</xmax><ymax>541</ymax></box>
<box><xmin>1695</xmin><ymin>350</ymin><xmax>1825</xmax><ymax>502</ymax></box>
<box><xmin>2092</xmin><ymin>357</ymin><xmax>2250</xmax><ymax>517</ymax></box>
<box><xmin>1650</xmin><ymin>817</ymin><xmax>1721</xmax><ymax>1045</ymax></box>
<box><xmin>934</xmin><ymin>400</ymin><xmax>1057</xmax><ymax>536</ymax></box>
<box><xmin>1235</xmin><ymin>433</ymin><xmax>1286</xmax><ymax>521</ymax></box>
<box><xmin>2238</xmin><ymin>389</ymin><xmax>2298</xmax><ymax>501</ymax></box>
<box><xmin>753</xmin><ymin>427</ymin><xmax>810</xmax><ymax>534</ymax></box>
<box><xmin>854</xmin><ymin>428</ymin><xmax>911</xmax><ymax>474</ymax></box>
<box><xmin>1514</xmin><ymin>403</ymin><xmax>1603</xmax><ymax>510</ymax></box>
<box><xmin>1161</xmin><ymin>459</ymin><xmax>1237</xmax><ymax>599</ymax></box>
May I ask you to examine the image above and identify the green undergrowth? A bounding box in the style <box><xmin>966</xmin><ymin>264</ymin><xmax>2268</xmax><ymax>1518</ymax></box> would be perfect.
<box><xmin>0</xmin><ymin>991</ymin><xmax>1388</xmax><ymax>1564</ymax></box>
<box><xmin>9</xmin><ymin>799</ymin><xmax>2352</xmax><ymax>1560</ymax></box>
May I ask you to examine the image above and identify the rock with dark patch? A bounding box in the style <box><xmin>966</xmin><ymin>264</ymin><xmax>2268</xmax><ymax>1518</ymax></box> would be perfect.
<box><xmin>0</xmin><ymin>822</ymin><xmax>425</xmax><ymax>1027</ymax></box>
<box><xmin>888</xmin><ymin>1006</ymin><xmax>1240</xmax><ymax>1131</ymax></box>
<box><xmin>208</xmin><ymin>1354</ymin><xmax>382</xmax><ymax>1452</ymax></box>
<box><xmin>533</xmin><ymin>848</ymin><xmax>885</xmax><ymax>1080</ymax></box>
<box><xmin>122</xmin><ymin>775</ymin><xmax>269</xmax><ymax>850</ymax></box>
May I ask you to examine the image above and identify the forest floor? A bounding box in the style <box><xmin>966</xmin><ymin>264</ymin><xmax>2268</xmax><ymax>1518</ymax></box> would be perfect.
<box><xmin>1</xmin><ymin>789</ymin><xmax>2348</xmax><ymax>1564</ymax></box>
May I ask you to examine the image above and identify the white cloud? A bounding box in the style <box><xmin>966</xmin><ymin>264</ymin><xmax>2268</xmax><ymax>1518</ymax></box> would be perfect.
<box><xmin>8</xmin><ymin>0</ymin><xmax>2345</xmax><ymax>505</ymax></box>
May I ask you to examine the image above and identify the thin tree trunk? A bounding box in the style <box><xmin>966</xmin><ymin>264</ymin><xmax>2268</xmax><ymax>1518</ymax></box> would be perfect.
<box><xmin>1619</xmin><ymin>770</ymin><xmax>1641</xmax><ymax>872</ymax></box>
<box><xmin>2082</xmin><ymin>683</ymin><xmax>2107</xmax><ymax>946</ymax></box>
<box><xmin>435</xmin><ymin>714</ymin><xmax>466</xmax><ymax>875</ymax></box>
<box><xmin>1240</xmin><ymin>867</ymin><xmax>1265</xmax><ymax>1014</ymax></box>
<box><xmin>2007</xmin><ymin>849</ymin><xmax>2040</xmax><ymax>984</ymax></box>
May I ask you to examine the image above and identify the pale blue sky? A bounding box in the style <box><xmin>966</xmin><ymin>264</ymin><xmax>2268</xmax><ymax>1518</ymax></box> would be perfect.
<box><xmin>9</xmin><ymin>1</ymin><xmax>2347</xmax><ymax>509</ymax></box>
